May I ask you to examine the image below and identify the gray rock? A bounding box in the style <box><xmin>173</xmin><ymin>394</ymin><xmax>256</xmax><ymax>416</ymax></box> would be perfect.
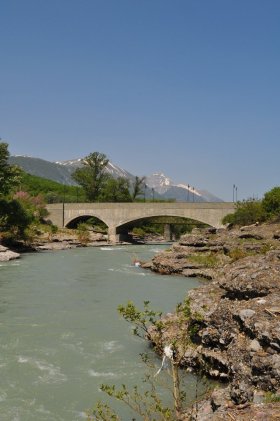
<box><xmin>0</xmin><ymin>249</ymin><xmax>20</xmax><ymax>261</ymax></box>
<box><xmin>239</xmin><ymin>309</ymin><xmax>256</xmax><ymax>321</ymax></box>
<box><xmin>248</xmin><ymin>339</ymin><xmax>261</xmax><ymax>352</ymax></box>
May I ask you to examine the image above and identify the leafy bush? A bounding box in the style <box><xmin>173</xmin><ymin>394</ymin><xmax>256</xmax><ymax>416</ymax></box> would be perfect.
<box><xmin>262</xmin><ymin>187</ymin><xmax>280</xmax><ymax>217</ymax></box>
<box><xmin>76</xmin><ymin>222</ymin><xmax>91</xmax><ymax>244</ymax></box>
<box><xmin>13</xmin><ymin>191</ymin><xmax>48</xmax><ymax>221</ymax></box>
<box><xmin>0</xmin><ymin>198</ymin><xmax>33</xmax><ymax>239</ymax></box>
<box><xmin>222</xmin><ymin>199</ymin><xmax>266</xmax><ymax>226</ymax></box>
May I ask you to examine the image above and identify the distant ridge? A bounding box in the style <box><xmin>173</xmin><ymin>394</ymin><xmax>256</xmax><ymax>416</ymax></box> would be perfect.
<box><xmin>9</xmin><ymin>155</ymin><xmax>223</xmax><ymax>202</ymax></box>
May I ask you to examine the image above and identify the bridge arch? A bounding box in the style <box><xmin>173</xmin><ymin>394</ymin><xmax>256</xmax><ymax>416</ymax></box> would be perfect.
<box><xmin>115</xmin><ymin>214</ymin><xmax>211</xmax><ymax>242</ymax></box>
<box><xmin>65</xmin><ymin>214</ymin><xmax>108</xmax><ymax>230</ymax></box>
<box><xmin>115</xmin><ymin>212</ymin><xmax>213</xmax><ymax>232</ymax></box>
<box><xmin>46</xmin><ymin>202</ymin><xmax>235</xmax><ymax>243</ymax></box>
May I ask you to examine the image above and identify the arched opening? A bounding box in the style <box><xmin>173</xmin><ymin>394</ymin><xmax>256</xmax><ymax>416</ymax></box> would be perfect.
<box><xmin>66</xmin><ymin>215</ymin><xmax>108</xmax><ymax>234</ymax></box>
<box><xmin>116</xmin><ymin>216</ymin><xmax>211</xmax><ymax>243</ymax></box>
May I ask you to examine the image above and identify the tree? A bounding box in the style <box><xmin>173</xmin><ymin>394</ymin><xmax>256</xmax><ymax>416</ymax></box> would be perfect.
<box><xmin>222</xmin><ymin>199</ymin><xmax>266</xmax><ymax>226</ymax></box>
<box><xmin>99</xmin><ymin>177</ymin><xmax>132</xmax><ymax>202</ymax></box>
<box><xmin>0</xmin><ymin>199</ymin><xmax>32</xmax><ymax>238</ymax></box>
<box><xmin>131</xmin><ymin>176</ymin><xmax>146</xmax><ymax>201</ymax></box>
<box><xmin>0</xmin><ymin>142</ymin><xmax>22</xmax><ymax>196</ymax></box>
<box><xmin>72</xmin><ymin>152</ymin><xmax>109</xmax><ymax>202</ymax></box>
<box><xmin>262</xmin><ymin>187</ymin><xmax>280</xmax><ymax>217</ymax></box>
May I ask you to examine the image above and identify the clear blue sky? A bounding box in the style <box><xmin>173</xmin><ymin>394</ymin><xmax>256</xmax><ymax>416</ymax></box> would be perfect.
<box><xmin>1</xmin><ymin>0</ymin><xmax>279</xmax><ymax>201</ymax></box>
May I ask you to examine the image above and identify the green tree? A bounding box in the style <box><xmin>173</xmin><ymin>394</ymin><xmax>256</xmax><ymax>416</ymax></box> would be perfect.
<box><xmin>0</xmin><ymin>142</ymin><xmax>22</xmax><ymax>196</ymax></box>
<box><xmin>72</xmin><ymin>152</ymin><xmax>109</xmax><ymax>202</ymax></box>
<box><xmin>13</xmin><ymin>191</ymin><xmax>48</xmax><ymax>221</ymax></box>
<box><xmin>222</xmin><ymin>199</ymin><xmax>266</xmax><ymax>226</ymax></box>
<box><xmin>262</xmin><ymin>187</ymin><xmax>280</xmax><ymax>217</ymax></box>
<box><xmin>100</xmin><ymin>177</ymin><xmax>132</xmax><ymax>202</ymax></box>
<box><xmin>131</xmin><ymin>176</ymin><xmax>146</xmax><ymax>201</ymax></box>
<box><xmin>0</xmin><ymin>199</ymin><xmax>32</xmax><ymax>238</ymax></box>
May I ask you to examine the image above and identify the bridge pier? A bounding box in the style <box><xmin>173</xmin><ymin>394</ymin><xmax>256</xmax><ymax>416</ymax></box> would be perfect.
<box><xmin>108</xmin><ymin>226</ymin><xmax>119</xmax><ymax>244</ymax></box>
<box><xmin>164</xmin><ymin>224</ymin><xmax>172</xmax><ymax>241</ymax></box>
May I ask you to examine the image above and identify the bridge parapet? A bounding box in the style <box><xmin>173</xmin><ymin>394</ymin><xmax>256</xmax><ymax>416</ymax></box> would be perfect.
<box><xmin>46</xmin><ymin>202</ymin><xmax>235</xmax><ymax>243</ymax></box>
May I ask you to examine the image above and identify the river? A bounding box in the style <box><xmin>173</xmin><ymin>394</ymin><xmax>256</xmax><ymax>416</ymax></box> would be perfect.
<box><xmin>0</xmin><ymin>245</ymin><xmax>202</xmax><ymax>420</ymax></box>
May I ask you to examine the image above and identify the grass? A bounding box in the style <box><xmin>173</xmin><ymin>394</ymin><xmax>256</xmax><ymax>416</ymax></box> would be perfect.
<box><xmin>187</xmin><ymin>253</ymin><xmax>220</xmax><ymax>268</ymax></box>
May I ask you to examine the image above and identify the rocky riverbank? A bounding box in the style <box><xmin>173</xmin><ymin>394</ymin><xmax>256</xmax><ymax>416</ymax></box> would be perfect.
<box><xmin>143</xmin><ymin>223</ymin><xmax>280</xmax><ymax>420</ymax></box>
<box><xmin>0</xmin><ymin>230</ymin><xmax>108</xmax><ymax>260</ymax></box>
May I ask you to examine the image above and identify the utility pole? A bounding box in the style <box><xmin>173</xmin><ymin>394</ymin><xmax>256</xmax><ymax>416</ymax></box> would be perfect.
<box><xmin>62</xmin><ymin>184</ymin><xmax>66</xmax><ymax>227</ymax></box>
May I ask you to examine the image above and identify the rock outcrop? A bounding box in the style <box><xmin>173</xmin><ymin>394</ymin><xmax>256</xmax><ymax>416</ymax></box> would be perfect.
<box><xmin>0</xmin><ymin>245</ymin><xmax>20</xmax><ymax>261</ymax></box>
<box><xmin>145</xmin><ymin>223</ymin><xmax>280</xmax><ymax>419</ymax></box>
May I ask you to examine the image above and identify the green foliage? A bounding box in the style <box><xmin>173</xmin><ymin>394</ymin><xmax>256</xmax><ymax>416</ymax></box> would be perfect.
<box><xmin>118</xmin><ymin>301</ymin><xmax>162</xmax><ymax>340</ymax></box>
<box><xmin>132</xmin><ymin>227</ymin><xmax>146</xmax><ymax>237</ymax></box>
<box><xmin>99</xmin><ymin>177</ymin><xmax>132</xmax><ymax>202</ymax></box>
<box><xmin>0</xmin><ymin>198</ymin><xmax>33</xmax><ymax>239</ymax></box>
<box><xmin>262</xmin><ymin>187</ymin><xmax>280</xmax><ymax>217</ymax></box>
<box><xmin>187</xmin><ymin>253</ymin><xmax>220</xmax><ymax>268</ymax></box>
<box><xmin>76</xmin><ymin>222</ymin><xmax>91</xmax><ymax>244</ymax></box>
<box><xmin>0</xmin><ymin>142</ymin><xmax>22</xmax><ymax>196</ymax></box>
<box><xmin>72</xmin><ymin>152</ymin><xmax>109</xmax><ymax>201</ymax></box>
<box><xmin>131</xmin><ymin>176</ymin><xmax>146</xmax><ymax>201</ymax></box>
<box><xmin>131</xmin><ymin>222</ymin><xmax>164</xmax><ymax>237</ymax></box>
<box><xmin>227</xmin><ymin>248</ymin><xmax>251</xmax><ymax>261</ymax></box>
<box><xmin>176</xmin><ymin>297</ymin><xmax>192</xmax><ymax>319</ymax></box>
<box><xmin>264</xmin><ymin>392</ymin><xmax>280</xmax><ymax>403</ymax></box>
<box><xmin>222</xmin><ymin>199</ymin><xmax>266</xmax><ymax>226</ymax></box>
<box><xmin>13</xmin><ymin>191</ymin><xmax>48</xmax><ymax>221</ymax></box>
<box><xmin>88</xmin><ymin>379</ymin><xmax>173</xmax><ymax>421</ymax></box>
<box><xmin>20</xmin><ymin>172</ymin><xmax>86</xmax><ymax>203</ymax></box>
<box><xmin>89</xmin><ymin>301</ymin><xmax>208</xmax><ymax>420</ymax></box>
<box><xmin>87</xmin><ymin>217</ymin><xmax>108</xmax><ymax>233</ymax></box>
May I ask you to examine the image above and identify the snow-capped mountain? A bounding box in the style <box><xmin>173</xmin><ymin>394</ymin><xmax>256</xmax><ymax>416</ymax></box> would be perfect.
<box><xmin>56</xmin><ymin>158</ymin><xmax>135</xmax><ymax>182</ymax></box>
<box><xmin>145</xmin><ymin>173</ymin><xmax>223</xmax><ymax>202</ymax></box>
<box><xmin>9</xmin><ymin>156</ymin><xmax>223</xmax><ymax>202</ymax></box>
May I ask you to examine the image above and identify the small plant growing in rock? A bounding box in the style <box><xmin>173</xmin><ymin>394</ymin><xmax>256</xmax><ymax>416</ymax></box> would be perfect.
<box><xmin>264</xmin><ymin>392</ymin><xmax>280</xmax><ymax>403</ymax></box>
<box><xmin>87</xmin><ymin>301</ymin><xmax>208</xmax><ymax>420</ymax></box>
<box><xmin>76</xmin><ymin>222</ymin><xmax>91</xmax><ymax>245</ymax></box>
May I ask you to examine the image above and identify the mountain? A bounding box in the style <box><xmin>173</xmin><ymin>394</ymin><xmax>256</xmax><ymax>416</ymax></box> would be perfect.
<box><xmin>145</xmin><ymin>173</ymin><xmax>223</xmax><ymax>202</ymax></box>
<box><xmin>9</xmin><ymin>156</ymin><xmax>223</xmax><ymax>202</ymax></box>
<box><xmin>9</xmin><ymin>155</ymin><xmax>135</xmax><ymax>186</ymax></box>
<box><xmin>9</xmin><ymin>156</ymin><xmax>76</xmax><ymax>185</ymax></box>
<box><xmin>56</xmin><ymin>158</ymin><xmax>135</xmax><ymax>182</ymax></box>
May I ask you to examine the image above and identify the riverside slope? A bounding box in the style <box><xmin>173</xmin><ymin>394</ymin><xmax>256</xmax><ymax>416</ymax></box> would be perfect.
<box><xmin>143</xmin><ymin>223</ymin><xmax>280</xmax><ymax>420</ymax></box>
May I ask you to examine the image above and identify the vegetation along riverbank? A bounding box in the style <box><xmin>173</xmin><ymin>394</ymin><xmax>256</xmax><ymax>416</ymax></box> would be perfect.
<box><xmin>138</xmin><ymin>222</ymin><xmax>280</xmax><ymax>420</ymax></box>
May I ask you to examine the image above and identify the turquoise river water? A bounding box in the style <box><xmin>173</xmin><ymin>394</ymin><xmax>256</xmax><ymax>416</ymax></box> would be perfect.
<box><xmin>0</xmin><ymin>245</ymin><xmax>202</xmax><ymax>420</ymax></box>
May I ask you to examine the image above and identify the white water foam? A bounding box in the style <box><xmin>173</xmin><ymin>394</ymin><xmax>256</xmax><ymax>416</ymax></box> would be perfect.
<box><xmin>108</xmin><ymin>267</ymin><xmax>145</xmax><ymax>276</ymax></box>
<box><xmin>100</xmin><ymin>247</ymin><xmax>125</xmax><ymax>251</ymax></box>
<box><xmin>18</xmin><ymin>356</ymin><xmax>29</xmax><ymax>363</ymax></box>
<box><xmin>17</xmin><ymin>356</ymin><xmax>67</xmax><ymax>384</ymax></box>
<box><xmin>88</xmin><ymin>369</ymin><xmax>116</xmax><ymax>378</ymax></box>
<box><xmin>103</xmin><ymin>340</ymin><xmax>123</xmax><ymax>353</ymax></box>
<box><xmin>151</xmin><ymin>248</ymin><xmax>162</xmax><ymax>253</ymax></box>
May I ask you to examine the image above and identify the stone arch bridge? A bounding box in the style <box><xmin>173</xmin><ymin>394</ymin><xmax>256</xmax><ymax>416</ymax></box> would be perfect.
<box><xmin>46</xmin><ymin>202</ymin><xmax>235</xmax><ymax>243</ymax></box>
